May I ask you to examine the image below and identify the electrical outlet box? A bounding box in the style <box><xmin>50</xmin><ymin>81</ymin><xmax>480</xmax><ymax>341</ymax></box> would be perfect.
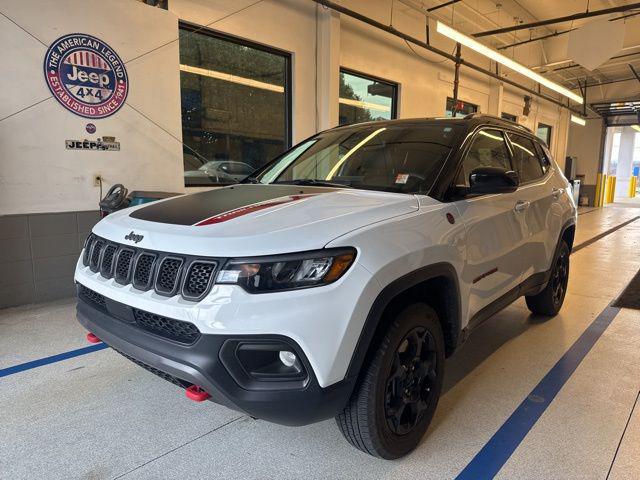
<box><xmin>93</xmin><ymin>174</ymin><xmax>102</xmax><ymax>187</ymax></box>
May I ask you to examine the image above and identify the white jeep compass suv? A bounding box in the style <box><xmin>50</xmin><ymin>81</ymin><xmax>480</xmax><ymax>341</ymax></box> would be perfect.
<box><xmin>75</xmin><ymin>114</ymin><xmax>577</xmax><ymax>459</ymax></box>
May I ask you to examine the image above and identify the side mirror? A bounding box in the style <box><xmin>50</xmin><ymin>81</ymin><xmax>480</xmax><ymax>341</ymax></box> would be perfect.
<box><xmin>468</xmin><ymin>167</ymin><xmax>519</xmax><ymax>194</ymax></box>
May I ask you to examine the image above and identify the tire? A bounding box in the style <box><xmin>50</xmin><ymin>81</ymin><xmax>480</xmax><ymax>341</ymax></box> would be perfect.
<box><xmin>525</xmin><ymin>240</ymin><xmax>570</xmax><ymax>316</ymax></box>
<box><xmin>335</xmin><ymin>303</ymin><xmax>445</xmax><ymax>459</ymax></box>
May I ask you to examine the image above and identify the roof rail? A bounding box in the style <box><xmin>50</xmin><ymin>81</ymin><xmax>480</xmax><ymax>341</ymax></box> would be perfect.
<box><xmin>463</xmin><ymin>113</ymin><xmax>532</xmax><ymax>133</ymax></box>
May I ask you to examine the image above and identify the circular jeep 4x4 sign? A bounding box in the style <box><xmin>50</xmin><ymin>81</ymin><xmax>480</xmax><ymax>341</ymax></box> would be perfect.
<box><xmin>44</xmin><ymin>33</ymin><xmax>128</xmax><ymax>119</ymax></box>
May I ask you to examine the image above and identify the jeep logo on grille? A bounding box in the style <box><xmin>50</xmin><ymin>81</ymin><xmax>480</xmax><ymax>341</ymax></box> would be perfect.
<box><xmin>124</xmin><ymin>231</ymin><xmax>144</xmax><ymax>243</ymax></box>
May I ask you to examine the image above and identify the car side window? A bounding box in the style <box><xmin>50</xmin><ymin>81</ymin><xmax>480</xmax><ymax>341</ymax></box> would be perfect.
<box><xmin>507</xmin><ymin>133</ymin><xmax>544</xmax><ymax>183</ymax></box>
<box><xmin>456</xmin><ymin>129</ymin><xmax>511</xmax><ymax>187</ymax></box>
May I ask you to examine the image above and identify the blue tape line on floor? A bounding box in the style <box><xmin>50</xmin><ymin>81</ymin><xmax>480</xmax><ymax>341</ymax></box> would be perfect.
<box><xmin>0</xmin><ymin>343</ymin><xmax>108</xmax><ymax>378</ymax></box>
<box><xmin>455</xmin><ymin>304</ymin><xmax>621</xmax><ymax>480</ymax></box>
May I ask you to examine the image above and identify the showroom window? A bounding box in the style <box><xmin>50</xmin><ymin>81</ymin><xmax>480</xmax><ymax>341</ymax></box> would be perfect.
<box><xmin>179</xmin><ymin>23</ymin><xmax>291</xmax><ymax>186</ymax></box>
<box><xmin>536</xmin><ymin>122</ymin><xmax>552</xmax><ymax>147</ymax></box>
<box><xmin>446</xmin><ymin>98</ymin><xmax>478</xmax><ymax>117</ymax></box>
<box><xmin>339</xmin><ymin>69</ymin><xmax>397</xmax><ymax>125</ymax></box>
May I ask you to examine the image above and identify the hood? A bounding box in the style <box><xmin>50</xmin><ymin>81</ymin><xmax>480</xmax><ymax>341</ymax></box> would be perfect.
<box><xmin>93</xmin><ymin>184</ymin><xmax>418</xmax><ymax>257</ymax></box>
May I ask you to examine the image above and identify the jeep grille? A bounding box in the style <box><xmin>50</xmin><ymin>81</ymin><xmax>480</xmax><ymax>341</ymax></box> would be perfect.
<box><xmin>82</xmin><ymin>234</ymin><xmax>219</xmax><ymax>302</ymax></box>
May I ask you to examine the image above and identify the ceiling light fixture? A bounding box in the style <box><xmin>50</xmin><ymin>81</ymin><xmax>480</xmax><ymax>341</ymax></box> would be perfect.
<box><xmin>570</xmin><ymin>115</ymin><xmax>586</xmax><ymax>126</ymax></box>
<box><xmin>180</xmin><ymin>64</ymin><xmax>284</xmax><ymax>93</ymax></box>
<box><xmin>435</xmin><ymin>21</ymin><xmax>584</xmax><ymax>105</ymax></box>
<box><xmin>338</xmin><ymin>98</ymin><xmax>391</xmax><ymax>112</ymax></box>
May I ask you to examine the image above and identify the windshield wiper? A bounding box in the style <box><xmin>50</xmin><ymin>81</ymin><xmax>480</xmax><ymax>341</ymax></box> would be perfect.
<box><xmin>273</xmin><ymin>179</ymin><xmax>353</xmax><ymax>188</ymax></box>
<box><xmin>240</xmin><ymin>176</ymin><xmax>260</xmax><ymax>184</ymax></box>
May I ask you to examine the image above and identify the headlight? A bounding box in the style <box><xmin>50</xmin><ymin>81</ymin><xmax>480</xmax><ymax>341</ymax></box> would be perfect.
<box><xmin>216</xmin><ymin>248</ymin><xmax>357</xmax><ymax>293</ymax></box>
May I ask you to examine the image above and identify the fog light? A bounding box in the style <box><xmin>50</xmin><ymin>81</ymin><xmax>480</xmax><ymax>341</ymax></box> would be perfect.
<box><xmin>279</xmin><ymin>350</ymin><xmax>297</xmax><ymax>368</ymax></box>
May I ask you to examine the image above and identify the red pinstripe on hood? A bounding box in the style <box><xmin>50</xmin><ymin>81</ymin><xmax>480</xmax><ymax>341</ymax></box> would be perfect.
<box><xmin>193</xmin><ymin>194</ymin><xmax>318</xmax><ymax>226</ymax></box>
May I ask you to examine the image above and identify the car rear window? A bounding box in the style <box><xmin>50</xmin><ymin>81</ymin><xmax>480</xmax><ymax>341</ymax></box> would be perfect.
<box><xmin>507</xmin><ymin>133</ymin><xmax>545</xmax><ymax>183</ymax></box>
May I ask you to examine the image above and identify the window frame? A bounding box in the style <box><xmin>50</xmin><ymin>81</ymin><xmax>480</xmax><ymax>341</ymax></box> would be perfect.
<box><xmin>533</xmin><ymin>142</ymin><xmax>552</xmax><ymax>174</ymax></box>
<box><xmin>501</xmin><ymin>112</ymin><xmax>518</xmax><ymax>122</ymax></box>
<box><xmin>178</xmin><ymin>21</ymin><xmax>293</xmax><ymax>186</ymax></box>
<box><xmin>535</xmin><ymin>122</ymin><xmax>553</xmax><ymax>148</ymax></box>
<box><xmin>505</xmin><ymin>132</ymin><xmax>549</xmax><ymax>185</ymax></box>
<box><xmin>338</xmin><ymin>67</ymin><xmax>399</xmax><ymax>124</ymax></box>
<box><xmin>452</xmin><ymin>127</ymin><xmax>514</xmax><ymax>191</ymax></box>
<box><xmin>445</xmin><ymin>97</ymin><xmax>479</xmax><ymax>117</ymax></box>
<box><xmin>447</xmin><ymin>125</ymin><xmax>554</xmax><ymax>199</ymax></box>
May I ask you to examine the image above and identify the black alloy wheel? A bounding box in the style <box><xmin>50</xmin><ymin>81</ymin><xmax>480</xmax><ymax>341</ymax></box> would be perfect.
<box><xmin>384</xmin><ymin>327</ymin><xmax>438</xmax><ymax>436</ymax></box>
<box><xmin>525</xmin><ymin>240</ymin><xmax>570</xmax><ymax>316</ymax></box>
<box><xmin>551</xmin><ymin>248</ymin><xmax>569</xmax><ymax>308</ymax></box>
<box><xmin>336</xmin><ymin>303</ymin><xmax>445</xmax><ymax>459</ymax></box>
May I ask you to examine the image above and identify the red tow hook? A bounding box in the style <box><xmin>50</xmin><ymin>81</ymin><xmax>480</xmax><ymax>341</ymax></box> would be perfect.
<box><xmin>86</xmin><ymin>332</ymin><xmax>101</xmax><ymax>344</ymax></box>
<box><xmin>186</xmin><ymin>385</ymin><xmax>211</xmax><ymax>402</ymax></box>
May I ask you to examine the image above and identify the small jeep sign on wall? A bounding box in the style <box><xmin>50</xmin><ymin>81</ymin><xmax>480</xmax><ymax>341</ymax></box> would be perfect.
<box><xmin>65</xmin><ymin>137</ymin><xmax>120</xmax><ymax>151</ymax></box>
<box><xmin>44</xmin><ymin>33</ymin><xmax>129</xmax><ymax>119</ymax></box>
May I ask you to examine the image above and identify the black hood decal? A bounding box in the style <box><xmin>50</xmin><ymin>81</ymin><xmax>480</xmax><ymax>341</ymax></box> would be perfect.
<box><xmin>129</xmin><ymin>184</ymin><xmax>338</xmax><ymax>225</ymax></box>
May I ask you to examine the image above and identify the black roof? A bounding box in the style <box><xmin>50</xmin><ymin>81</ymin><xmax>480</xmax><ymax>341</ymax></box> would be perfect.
<box><xmin>334</xmin><ymin>113</ymin><xmax>532</xmax><ymax>134</ymax></box>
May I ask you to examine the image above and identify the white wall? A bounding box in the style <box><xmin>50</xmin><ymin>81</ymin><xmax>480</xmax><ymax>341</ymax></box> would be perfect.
<box><xmin>0</xmin><ymin>0</ymin><xmax>572</xmax><ymax>216</ymax></box>
<box><xmin>0</xmin><ymin>0</ymin><xmax>183</xmax><ymax>215</ymax></box>
<box><xmin>567</xmin><ymin>118</ymin><xmax>605</xmax><ymax>185</ymax></box>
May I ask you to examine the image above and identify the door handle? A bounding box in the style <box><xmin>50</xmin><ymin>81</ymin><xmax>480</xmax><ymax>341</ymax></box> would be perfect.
<box><xmin>552</xmin><ymin>187</ymin><xmax>564</xmax><ymax>199</ymax></box>
<box><xmin>514</xmin><ymin>200</ymin><xmax>530</xmax><ymax>212</ymax></box>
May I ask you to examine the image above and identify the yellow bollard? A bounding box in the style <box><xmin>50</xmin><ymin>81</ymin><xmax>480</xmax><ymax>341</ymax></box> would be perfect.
<box><xmin>609</xmin><ymin>176</ymin><xmax>617</xmax><ymax>203</ymax></box>
<box><xmin>595</xmin><ymin>173</ymin><xmax>605</xmax><ymax>207</ymax></box>
<box><xmin>630</xmin><ymin>176</ymin><xmax>638</xmax><ymax>198</ymax></box>
<box><xmin>603</xmin><ymin>175</ymin><xmax>611</xmax><ymax>205</ymax></box>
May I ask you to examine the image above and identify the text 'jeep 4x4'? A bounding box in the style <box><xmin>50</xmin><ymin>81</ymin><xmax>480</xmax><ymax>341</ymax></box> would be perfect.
<box><xmin>75</xmin><ymin>115</ymin><xmax>577</xmax><ymax>459</ymax></box>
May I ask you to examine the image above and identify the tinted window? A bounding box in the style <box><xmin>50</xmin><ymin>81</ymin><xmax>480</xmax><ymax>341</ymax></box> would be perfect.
<box><xmin>179</xmin><ymin>25</ymin><xmax>290</xmax><ymax>186</ymax></box>
<box><xmin>220</xmin><ymin>162</ymin><xmax>254</xmax><ymax>175</ymax></box>
<box><xmin>534</xmin><ymin>142</ymin><xmax>552</xmax><ymax>173</ymax></box>
<box><xmin>456</xmin><ymin>129</ymin><xmax>511</xmax><ymax>186</ymax></box>
<box><xmin>508</xmin><ymin>133</ymin><xmax>544</xmax><ymax>182</ymax></box>
<box><xmin>339</xmin><ymin>70</ymin><xmax>397</xmax><ymax>125</ymax></box>
<box><xmin>256</xmin><ymin>124</ymin><xmax>462</xmax><ymax>194</ymax></box>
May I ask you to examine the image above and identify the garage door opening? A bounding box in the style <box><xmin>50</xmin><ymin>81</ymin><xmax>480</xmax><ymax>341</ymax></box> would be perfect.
<box><xmin>601</xmin><ymin>125</ymin><xmax>640</xmax><ymax>204</ymax></box>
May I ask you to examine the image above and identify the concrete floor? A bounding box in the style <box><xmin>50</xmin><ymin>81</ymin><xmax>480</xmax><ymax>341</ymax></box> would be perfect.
<box><xmin>1</xmin><ymin>204</ymin><xmax>640</xmax><ymax>480</ymax></box>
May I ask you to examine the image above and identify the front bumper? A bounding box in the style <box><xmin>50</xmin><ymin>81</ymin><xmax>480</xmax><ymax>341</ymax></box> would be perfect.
<box><xmin>76</xmin><ymin>290</ymin><xmax>354</xmax><ymax>426</ymax></box>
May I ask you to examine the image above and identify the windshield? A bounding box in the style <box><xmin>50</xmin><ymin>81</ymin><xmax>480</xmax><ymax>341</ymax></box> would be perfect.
<box><xmin>198</xmin><ymin>161</ymin><xmax>218</xmax><ymax>171</ymax></box>
<box><xmin>255</xmin><ymin>123</ymin><xmax>462</xmax><ymax>194</ymax></box>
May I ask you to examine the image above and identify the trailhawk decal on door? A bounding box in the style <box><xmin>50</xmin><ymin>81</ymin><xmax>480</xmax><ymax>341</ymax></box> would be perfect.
<box><xmin>194</xmin><ymin>194</ymin><xmax>318</xmax><ymax>226</ymax></box>
<box><xmin>44</xmin><ymin>33</ymin><xmax>129</xmax><ymax>119</ymax></box>
<box><xmin>128</xmin><ymin>184</ymin><xmax>338</xmax><ymax>226</ymax></box>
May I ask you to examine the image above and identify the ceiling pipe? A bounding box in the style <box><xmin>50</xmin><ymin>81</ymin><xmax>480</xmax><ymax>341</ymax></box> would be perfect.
<box><xmin>580</xmin><ymin>76</ymin><xmax>638</xmax><ymax>88</ymax></box>
<box><xmin>533</xmin><ymin>42</ymin><xmax>640</xmax><ymax>71</ymax></box>
<box><xmin>497</xmin><ymin>29</ymin><xmax>576</xmax><ymax>51</ymax></box>
<box><xmin>398</xmin><ymin>0</ymin><xmax>513</xmax><ymax>49</ymax></box>
<box><xmin>591</xmin><ymin>97</ymin><xmax>640</xmax><ymax>105</ymax></box>
<box><xmin>473</xmin><ymin>3</ymin><xmax>640</xmax><ymax>38</ymax></box>
<box><xmin>545</xmin><ymin>51</ymin><xmax>640</xmax><ymax>74</ymax></box>
<box><xmin>312</xmin><ymin>0</ymin><xmax>583</xmax><ymax>114</ymax></box>
<box><xmin>630</xmin><ymin>64</ymin><xmax>640</xmax><ymax>84</ymax></box>
<box><xmin>427</xmin><ymin>0</ymin><xmax>462</xmax><ymax>13</ymax></box>
<box><xmin>495</xmin><ymin>10</ymin><xmax>640</xmax><ymax>51</ymax></box>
